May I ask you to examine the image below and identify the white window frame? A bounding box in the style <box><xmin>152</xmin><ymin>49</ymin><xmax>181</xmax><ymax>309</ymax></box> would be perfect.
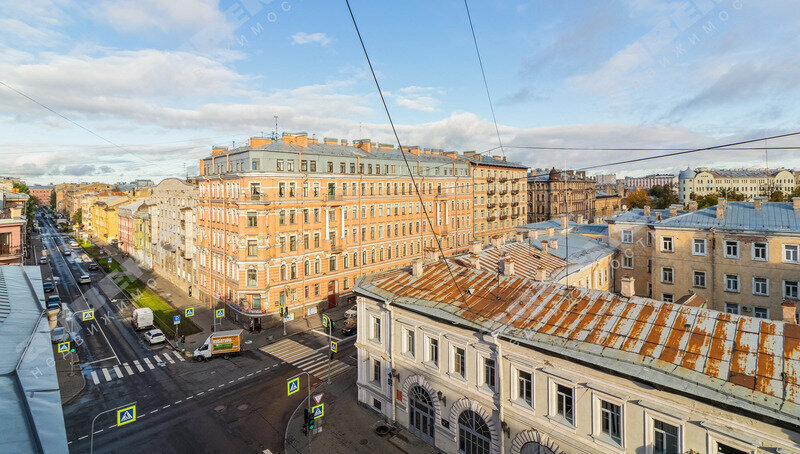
<box><xmin>662</xmin><ymin>293</ymin><xmax>673</xmax><ymax>303</ymax></box>
<box><xmin>725</xmin><ymin>303</ymin><xmax>740</xmax><ymax>314</ymax></box>
<box><xmin>661</xmin><ymin>236</ymin><xmax>674</xmax><ymax>252</ymax></box>
<box><xmin>752</xmin><ymin>277</ymin><xmax>769</xmax><ymax>296</ymax></box>
<box><xmin>622</xmin><ymin>255</ymin><xmax>633</xmax><ymax>269</ymax></box>
<box><xmin>402</xmin><ymin>327</ymin><xmax>415</xmax><ymax>358</ymax></box>
<box><xmin>753</xmin><ymin>307</ymin><xmax>769</xmax><ymax>319</ymax></box>
<box><xmin>752</xmin><ymin>242</ymin><xmax>768</xmax><ymax>261</ymax></box>
<box><xmin>783</xmin><ymin>244</ymin><xmax>800</xmax><ymax>263</ymax></box>
<box><xmin>424</xmin><ymin>335</ymin><xmax>439</xmax><ymax>368</ymax></box>
<box><xmin>591</xmin><ymin>391</ymin><xmax>625</xmax><ymax>449</ymax></box>
<box><xmin>725</xmin><ymin>274</ymin><xmax>740</xmax><ymax>293</ymax></box>
<box><xmin>511</xmin><ymin>366</ymin><xmax>534</xmax><ymax>409</ymax></box>
<box><xmin>706</xmin><ymin>429</ymin><xmax>757</xmax><ymax>454</ymax></box>
<box><xmin>692</xmin><ymin>238</ymin><xmax>707</xmax><ymax>256</ymax></box>
<box><xmin>693</xmin><ymin>271</ymin><xmax>706</xmax><ymax>289</ymax></box>
<box><xmin>547</xmin><ymin>377</ymin><xmax>577</xmax><ymax>429</ymax></box>
<box><xmin>784</xmin><ymin>280</ymin><xmax>799</xmax><ymax>299</ymax></box>
<box><xmin>621</xmin><ymin>229</ymin><xmax>633</xmax><ymax>244</ymax></box>
<box><xmin>643</xmin><ymin>410</ymin><xmax>684</xmax><ymax>454</ymax></box>
<box><xmin>661</xmin><ymin>267</ymin><xmax>673</xmax><ymax>284</ymax></box>
<box><xmin>450</xmin><ymin>344</ymin><xmax>466</xmax><ymax>380</ymax></box>
<box><xmin>370</xmin><ymin>315</ymin><xmax>382</xmax><ymax>343</ymax></box>
<box><xmin>724</xmin><ymin>240</ymin><xmax>740</xmax><ymax>259</ymax></box>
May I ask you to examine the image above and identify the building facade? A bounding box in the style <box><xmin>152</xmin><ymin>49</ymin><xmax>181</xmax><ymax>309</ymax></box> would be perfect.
<box><xmin>27</xmin><ymin>185</ymin><xmax>53</xmax><ymax>205</ymax></box>
<box><xmin>148</xmin><ymin>178</ymin><xmax>198</xmax><ymax>294</ymax></box>
<box><xmin>354</xmin><ymin>261</ymin><xmax>800</xmax><ymax>454</ymax></box>
<box><xmin>117</xmin><ymin>200</ymin><xmax>148</xmax><ymax>256</ymax></box>
<box><xmin>463</xmin><ymin>153</ymin><xmax>528</xmax><ymax>246</ymax></box>
<box><xmin>594</xmin><ymin>191</ymin><xmax>622</xmax><ymax>219</ymax></box>
<box><xmin>678</xmin><ymin>167</ymin><xmax>796</xmax><ymax>203</ymax></box>
<box><xmin>196</xmin><ymin>133</ymin><xmax>473</xmax><ymax>322</ymax></box>
<box><xmin>527</xmin><ymin>169</ymin><xmax>596</xmax><ymax>224</ymax></box>
<box><xmin>623</xmin><ymin>174</ymin><xmax>676</xmax><ymax>191</ymax></box>
<box><xmin>0</xmin><ymin>191</ymin><xmax>28</xmax><ymax>264</ymax></box>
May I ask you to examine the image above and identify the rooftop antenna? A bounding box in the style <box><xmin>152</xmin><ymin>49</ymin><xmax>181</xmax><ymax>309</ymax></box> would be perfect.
<box><xmin>274</xmin><ymin>116</ymin><xmax>278</xmax><ymax>139</ymax></box>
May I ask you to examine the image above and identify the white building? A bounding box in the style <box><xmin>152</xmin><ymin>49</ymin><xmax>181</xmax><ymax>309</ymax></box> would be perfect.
<box><xmin>678</xmin><ymin>167</ymin><xmax>796</xmax><ymax>203</ymax></box>
<box><xmin>623</xmin><ymin>174</ymin><xmax>676</xmax><ymax>191</ymax></box>
<box><xmin>354</xmin><ymin>259</ymin><xmax>800</xmax><ymax>454</ymax></box>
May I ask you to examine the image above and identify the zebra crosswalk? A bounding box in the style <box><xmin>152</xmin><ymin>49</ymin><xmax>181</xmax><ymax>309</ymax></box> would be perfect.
<box><xmin>89</xmin><ymin>350</ymin><xmax>186</xmax><ymax>385</ymax></box>
<box><xmin>260</xmin><ymin>339</ymin><xmax>350</xmax><ymax>381</ymax></box>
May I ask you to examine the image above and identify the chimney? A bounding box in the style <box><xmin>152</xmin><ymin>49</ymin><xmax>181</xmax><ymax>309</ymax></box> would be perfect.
<box><xmin>412</xmin><ymin>258</ymin><xmax>424</xmax><ymax>277</ymax></box>
<box><xmin>655</xmin><ymin>212</ymin><xmax>662</xmax><ymax>221</ymax></box>
<box><xmin>500</xmin><ymin>258</ymin><xmax>515</xmax><ymax>276</ymax></box>
<box><xmin>469</xmin><ymin>242</ymin><xmax>482</xmax><ymax>255</ymax></box>
<box><xmin>515</xmin><ymin>231</ymin><xmax>525</xmax><ymax>243</ymax></box>
<box><xmin>530</xmin><ymin>230</ymin><xmax>539</xmax><ymax>240</ymax></box>
<box><xmin>688</xmin><ymin>200</ymin><xmax>698</xmax><ymax>211</ymax></box>
<box><xmin>282</xmin><ymin>132</ymin><xmax>309</xmax><ymax>147</ymax></box>
<box><xmin>547</xmin><ymin>228</ymin><xmax>555</xmax><ymax>236</ymax></box>
<box><xmin>782</xmin><ymin>301</ymin><xmax>797</xmax><ymax>323</ymax></box>
<box><xmin>341</xmin><ymin>139</ymin><xmax>348</xmax><ymax>146</ymax></box>
<box><xmin>534</xmin><ymin>268</ymin><xmax>546</xmax><ymax>281</ymax></box>
<box><xmin>718</xmin><ymin>197</ymin><xmax>726</xmax><ymax>207</ymax></box>
<box><xmin>753</xmin><ymin>196</ymin><xmax>766</xmax><ymax>210</ymax></box>
<box><xmin>716</xmin><ymin>203</ymin><xmax>725</xmax><ymax>219</ymax></box>
<box><xmin>576</xmin><ymin>214</ymin><xmax>584</xmax><ymax>224</ymax></box>
<box><xmin>621</xmin><ymin>276</ymin><xmax>635</xmax><ymax>298</ymax></box>
<box><xmin>550</xmin><ymin>239</ymin><xmax>558</xmax><ymax>249</ymax></box>
<box><xmin>491</xmin><ymin>235</ymin><xmax>505</xmax><ymax>248</ymax></box>
<box><xmin>669</xmin><ymin>206</ymin><xmax>678</xmax><ymax>217</ymax></box>
<box><xmin>541</xmin><ymin>240</ymin><xmax>549</xmax><ymax>255</ymax></box>
<box><xmin>354</xmin><ymin>139</ymin><xmax>373</xmax><ymax>152</ymax></box>
<box><xmin>424</xmin><ymin>248</ymin><xmax>441</xmax><ymax>262</ymax></box>
<box><xmin>323</xmin><ymin>137</ymin><xmax>338</xmax><ymax>145</ymax></box>
<box><xmin>250</xmin><ymin>137</ymin><xmax>271</xmax><ymax>147</ymax></box>
<box><xmin>468</xmin><ymin>254</ymin><xmax>481</xmax><ymax>270</ymax></box>
<box><xmin>643</xmin><ymin>206</ymin><xmax>651</xmax><ymax>216</ymax></box>
<box><xmin>593</xmin><ymin>215</ymin><xmax>603</xmax><ymax>224</ymax></box>
<box><xmin>560</xmin><ymin>215</ymin><xmax>568</xmax><ymax>228</ymax></box>
<box><xmin>793</xmin><ymin>197</ymin><xmax>800</xmax><ymax>211</ymax></box>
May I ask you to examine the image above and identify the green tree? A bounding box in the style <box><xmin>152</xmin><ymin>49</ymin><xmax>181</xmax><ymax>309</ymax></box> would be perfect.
<box><xmin>72</xmin><ymin>208</ymin><xmax>82</xmax><ymax>225</ymax></box>
<box><xmin>769</xmin><ymin>190</ymin><xmax>785</xmax><ymax>202</ymax></box>
<box><xmin>690</xmin><ymin>192</ymin><xmax>721</xmax><ymax>209</ymax></box>
<box><xmin>49</xmin><ymin>190</ymin><xmax>57</xmax><ymax>209</ymax></box>
<box><xmin>12</xmin><ymin>182</ymin><xmax>29</xmax><ymax>194</ymax></box>
<box><xmin>790</xmin><ymin>186</ymin><xmax>800</xmax><ymax>199</ymax></box>
<box><xmin>25</xmin><ymin>196</ymin><xmax>38</xmax><ymax>217</ymax></box>
<box><xmin>626</xmin><ymin>188</ymin><xmax>650</xmax><ymax>209</ymax></box>
<box><xmin>648</xmin><ymin>184</ymin><xmax>679</xmax><ymax>209</ymax></box>
<box><xmin>719</xmin><ymin>188</ymin><xmax>746</xmax><ymax>201</ymax></box>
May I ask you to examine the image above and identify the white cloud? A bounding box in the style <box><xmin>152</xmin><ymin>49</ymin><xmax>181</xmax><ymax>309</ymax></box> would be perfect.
<box><xmin>95</xmin><ymin>0</ymin><xmax>228</xmax><ymax>34</ymax></box>
<box><xmin>393</xmin><ymin>86</ymin><xmax>444</xmax><ymax>112</ymax></box>
<box><xmin>291</xmin><ymin>32</ymin><xmax>332</xmax><ymax>46</ymax></box>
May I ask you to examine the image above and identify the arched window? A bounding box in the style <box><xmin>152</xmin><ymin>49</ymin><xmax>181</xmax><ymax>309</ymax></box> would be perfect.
<box><xmin>304</xmin><ymin>260</ymin><xmax>310</xmax><ymax>276</ymax></box>
<box><xmin>458</xmin><ymin>410</ymin><xmax>491</xmax><ymax>454</ymax></box>
<box><xmin>290</xmin><ymin>263</ymin><xmax>297</xmax><ymax>279</ymax></box>
<box><xmin>280</xmin><ymin>264</ymin><xmax>286</xmax><ymax>281</ymax></box>
<box><xmin>315</xmin><ymin>259</ymin><xmax>321</xmax><ymax>274</ymax></box>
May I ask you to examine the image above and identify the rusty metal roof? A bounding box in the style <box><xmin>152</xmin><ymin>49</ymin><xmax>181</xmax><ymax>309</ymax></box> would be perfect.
<box><xmin>355</xmin><ymin>261</ymin><xmax>800</xmax><ymax>426</ymax></box>
<box><xmin>472</xmin><ymin>241</ymin><xmax>565</xmax><ymax>281</ymax></box>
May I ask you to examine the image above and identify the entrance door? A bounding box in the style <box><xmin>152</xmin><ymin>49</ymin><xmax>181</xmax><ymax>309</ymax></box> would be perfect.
<box><xmin>327</xmin><ymin>280</ymin><xmax>338</xmax><ymax>309</ymax></box>
<box><xmin>408</xmin><ymin>386</ymin><xmax>435</xmax><ymax>445</ymax></box>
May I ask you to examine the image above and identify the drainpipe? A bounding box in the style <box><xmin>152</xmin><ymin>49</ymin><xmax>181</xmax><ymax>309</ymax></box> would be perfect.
<box><xmin>492</xmin><ymin>332</ymin><xmax>505</xmax><ymax>453</ymax></box>
<box><xmin>388</xmin><ymin>301</ymin><xmax>397</xmax><ymax>424</ymax></box>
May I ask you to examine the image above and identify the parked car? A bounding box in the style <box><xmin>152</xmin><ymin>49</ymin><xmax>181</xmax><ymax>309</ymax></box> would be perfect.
<box><xmin>341</xmin><ymin>318</ymin><xmax>357</xmax><ymax>336</ymax></box>
<box><xmin>143</xmin><ymin>329</ymin><xmax>166</xmax><ymax>345</ymax></box>
<box><xmin>63</xmin><ymin>249</ymin><xmax>71</xmax><ymax>256</ymax></box>
<box><xmin>43</xmin><ymin>282</ymin><xmax>54</xmax><ymax>293</ymax></box>
<box><xmin>88</xmin><ymin>263</ymin><xmax>99</xmax><ymax>271</ymax></box>
<box><xmin>78</xmin><ymin>274</ymin><xmax>91</xmax><ymax>284</ymax></box>
<box><xmin>39</xmin><ymin>256</ymin><xmax>47</xmax><ymax>264</ymax></box>
<box><xmin>344</xmin><ymin>305</ymin><xmax>358</xmax><ymax>319</ymax></box>
<box><xmin>46</xmin><ymin>295</ymin><xmax>60</xmax><ymax>310</ymax></box>
<box><xmin>51</xmin><ymin>326</ymin><xmax>70</xmax><ymax>344</ymax></box>
<box><xmin>69</xmin><ymin>241</ymin><xmax>79</xmax><ymax>248</ymax></box>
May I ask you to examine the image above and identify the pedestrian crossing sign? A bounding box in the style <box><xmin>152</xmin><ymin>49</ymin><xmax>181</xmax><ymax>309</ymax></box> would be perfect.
<box><xmin>322</xmin><ymin>315</ymin><xmax>329</xmax><ymax>328</ymax></box>
<box><xmin>185</xmin><ymin>307</ymin><xmax>194</xmax><ymax>317</ymax></box>
<box><xmin>116</xmin><ymin>405</ymin><xmax>136</xmax><ymax>426</ymax></box>
<box><xmin>82</xmin><ymin>310</ymin><xmax>94</xmax><ymax>321</ymax></box>
<box><xmin>330</xmin><ymin>341</ymin><xmax>337</xmax><ymax>353</ymax></box>
<box><xmin>287</xmin><ymin>377</ymin><xmax>300</xmax><ymax>396</ymax></box>
<box><xmin>57</xmin><ymin>341</ymin><xmax>70</xmax><ymax>353</ymax></box>
<box><xmin>311</xmin><ymin>403</ymin><xmax>324</xmax><ymax>419</ymax></box>
<box><xmin>215</xmin><ymin>308</ymin><xmax>225</xmax><ymax>318</ymax></box>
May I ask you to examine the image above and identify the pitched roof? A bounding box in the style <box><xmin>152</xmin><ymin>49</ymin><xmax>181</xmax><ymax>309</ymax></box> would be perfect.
<box><xmin>455</xmin><ymin>241</ymin><xmax>566</xmax><ymax>280</ymax></box>
<box><xmin>354</xmin><ymin>262</ymin><xmax>800</xmax><ymax>428</ymax></box>
<box><xmin>656</xmin><ymin>201</ymin><xmax>800</xmax><ymax>233</ymax></box>
<box><xmin>696</xmin><ymin>168</ymin><xmax>791</xmax><ymax>179</ymax></box>
<box><xmin>460</xmin><ymin>153</ymin><xmax>528</xmax><ymax>170</ymax></box>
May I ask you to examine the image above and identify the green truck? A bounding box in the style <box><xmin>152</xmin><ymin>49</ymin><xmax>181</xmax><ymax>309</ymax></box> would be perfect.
<box><xmin>193</xmin><ymin>330</ymin><xmax>243</xmax><ymax>360</ymax></box>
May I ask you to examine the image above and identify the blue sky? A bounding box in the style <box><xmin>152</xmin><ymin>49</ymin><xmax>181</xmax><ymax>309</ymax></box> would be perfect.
<box><xmin>2</xmin><ymin>0</ymin><xmax>800</xmax><ymax>184</ymax></box>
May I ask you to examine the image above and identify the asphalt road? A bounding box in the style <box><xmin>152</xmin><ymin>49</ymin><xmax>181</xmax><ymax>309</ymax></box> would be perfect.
<box><xmin>38</xmin><ymin>213</ymin><xmax>357</xmax><ymax>453</ymax></box>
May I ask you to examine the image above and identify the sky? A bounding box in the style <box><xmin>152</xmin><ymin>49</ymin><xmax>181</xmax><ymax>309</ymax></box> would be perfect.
<box><xmin>2</xmin><ymin>0</ymin><xmax>800</xmax><ymax>185</ymax></box>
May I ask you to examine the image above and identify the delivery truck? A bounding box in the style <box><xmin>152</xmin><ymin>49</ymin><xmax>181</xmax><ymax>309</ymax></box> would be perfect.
<box><xmin>193</xmin><ymin>330</ymin><xmax>243</xmax><ymax>361</ymax></box>
<box><xmin>132</xmin><ymin>307</ymin><xmax>154</xmax><ymax>330</ymax></box>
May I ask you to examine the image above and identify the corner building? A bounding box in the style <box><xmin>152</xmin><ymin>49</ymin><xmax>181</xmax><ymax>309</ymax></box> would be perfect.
<box><xmin>196</xmin><ymin>133</ymin><xmax>473</xmax><ymax>321</ymax></box>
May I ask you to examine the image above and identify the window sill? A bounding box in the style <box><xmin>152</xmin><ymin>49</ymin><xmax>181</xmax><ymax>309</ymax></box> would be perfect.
<box><xmin>422</xmin><ymin>361</ymin><xmax>439</xmax><ymax>372</ymax></box>
<box><xmin>508</xmin><ymin>398</ymin><xmax>534</xmax><ymax>412</ymax></box>
<box><xmin>545</xmin><ymin>415</ymin><xmax>576</xmax><ymax>432</ymax></box>
<box><xmin>724</xmin><ymin>290</ymin><xmax>741</xmax><ymax>294</ymax></box>
<box><xmin>446</xmin><ymin>371</ymin><xmax>466</xmax><ymax>382</ymax></box>
<box><xmin>590</xmin><ymin>434</ymin><xmax>624</xmax><ymax>452</ymax></box>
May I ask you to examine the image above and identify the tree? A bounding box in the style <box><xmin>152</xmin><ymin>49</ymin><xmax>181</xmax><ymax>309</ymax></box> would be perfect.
<box><xmin>626</xmin><ymin>189</ymin><xmax>650</xmax><ymax>209</ymax></box>
<box><xmin>12</xmin><ymin>182</ymin><xmax>29</xmax><ymax>194</ymax></box>
<box><xmin>690</xmin><ymin>191</ymin><xmax>721</xmax><ymax>209</ymax></box>
<box><xmin>769</xmin><ymin>191</ymin><xmax>785</xmax><ymax>202</ymax></box>
<box><xmin>72</xmin><ymin>208</ymin><xmax>82</xmax><ymax>225</ymax></box>
<box><xmin>648</xmin><ymin>184</ymin><xmax>679</xmax><ymax>209</ymax></box>
<box><xmin>25</xmin><ymin>196</ymin><xmax>38</xmax><ymax>217</ymax></box>
<box><xmin>790</xmin><ymin>186</ymin><xmax>800</xmax><ymax>199</ymax></box>
<box><xmin>719</xmin><ymin>188</ymin><xmax>746</xmax><ymax>201</ymax></box>
<box><xmin>50</xmin><ymin>190</ymin><xmax>57</xmax><ymax>210</ymax></box>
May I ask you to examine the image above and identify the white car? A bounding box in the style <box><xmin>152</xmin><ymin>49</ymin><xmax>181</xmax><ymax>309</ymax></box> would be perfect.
<box><xmin>69</xmin><ymin>241</ymin><xmax>79</xmax><ymax>249</ymax></box>
<box><xmin>144</xmin><ymin>329</ymin><xmax>166</xmax><ymax>345</ymax></box>
<box><xmin>78</xmin><ymin>274</ymin><xmax>91</xmax><ymax>284</ymax></box>
<box><xmin>63</xmin><ymin>249</ymin><xmax>71</xmax><ymax>256</ymax></box>
<box><xmin>344</xmin><ymin>305</ymin><xmax>358</xmax><ymax>319</ymax></box>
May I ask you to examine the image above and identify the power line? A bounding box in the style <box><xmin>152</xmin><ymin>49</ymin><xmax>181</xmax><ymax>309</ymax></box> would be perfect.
<box><xmin>463</xmin><ymin>0</ymin><xmax>504</xmax><ymax>158</ymax></box>
<box><xmin>344</xmin><ymin>0</ymin><xmax>470</xmax><ymax>306</ymax></box>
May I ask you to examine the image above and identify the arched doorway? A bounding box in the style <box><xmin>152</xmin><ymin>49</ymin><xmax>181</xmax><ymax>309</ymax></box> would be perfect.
<box><xmin>458</xmin><ymin>410</ymin><xmax>492</xmax><ymax>454</ymax></box>
<box><xmin>520</xmin><ymin>442</ymin><xmax>555</xmax><ymax>454</ymax></box>
<box><xmin>408</xmin><ymin>386</ymin><xmax>435</xmax><ymax>444</ymax></box>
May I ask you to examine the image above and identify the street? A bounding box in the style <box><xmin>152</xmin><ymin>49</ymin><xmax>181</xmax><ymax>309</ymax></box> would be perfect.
<box><xmin>34</xmin><ymin>216</ymin><xmax>358</xmax><ymax>453</ymax></box>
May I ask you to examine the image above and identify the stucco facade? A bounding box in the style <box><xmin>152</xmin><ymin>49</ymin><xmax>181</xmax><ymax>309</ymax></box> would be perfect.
<box><xmin>148</xmin><ymin>178</ymin><xmax>198</xmax><ymax>294</ymax></box>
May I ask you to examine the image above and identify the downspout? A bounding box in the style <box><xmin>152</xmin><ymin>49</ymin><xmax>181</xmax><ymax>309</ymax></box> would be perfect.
<box><xmin>388</xmin><ymin>300</ymin><xmax>397</xmax><ymax>423</ymax></box>
<box><xmin>492</xmin><ymin>332</ymin><xmax>505</xmax><ymax>454</ymax></box>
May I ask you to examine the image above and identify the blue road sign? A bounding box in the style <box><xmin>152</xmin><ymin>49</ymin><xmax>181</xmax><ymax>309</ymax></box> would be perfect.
<box><xmin>82</xmin><ymin>310</ymin><xmax>94</xmax><ymax>321</ymax></box>
<box><xmin>57</xmin><ymin>341</ymin><xmax>70</xmax><ymax>353</ymax></box>
<box><xmin>185</xmin><ymin>307</ymin><xmax>195</xmax><ymax>317</ymax></box>
<box><xmin>107</xmin><ymin>257</ymin><xmax>112</xmax><ymax>263</ymax></box>
<box><xmin>287</xmin><ymin>377</ymin><xmax>300</xmax><ymax>396</ymax></box>
<box><xmin>311</xmin><ymin>403</ymin><xmax>324</xmax><ymax>419</ymax></box>
<box><xmin>322</xmin><ymin>315</ymin><xmax>329</xmax><ymax>328</ymax></box>
<box><xmin>215</xmin><ymin>308</ymin><xmax>224</xmax><ymax>318</ymax></box>
<box><xmin>330</xmin><ymin>341</ymin><xmax>338</xmax><ymax>353</ymax></box>
<box><xmin>116</xmin><ymin>405</ymin><xmax>136</xmax><ymax>426</ymax></box>
<box><xmin>173</xmin><ymin>314</ymin><xmax>180</xmax><ymax>324</ymax></box>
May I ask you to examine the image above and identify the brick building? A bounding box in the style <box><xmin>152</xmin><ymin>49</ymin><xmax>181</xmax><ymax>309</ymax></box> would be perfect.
<box><xmin>527</xmin><ymin>168</ymin><xmax>596</xmax><ymax>223</ymax></box>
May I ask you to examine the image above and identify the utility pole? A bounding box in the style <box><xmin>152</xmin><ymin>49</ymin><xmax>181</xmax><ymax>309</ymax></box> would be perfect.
<box><xmin>288</xmin><ymin>372</ymin><xmax>312</xmax><ymax>453</ymax></box>
<box><xmin>323</xmin><ymin>315</ymin><xmax>333</xmax><ymax>383</ymax></box>
<box><xmin>90</xmin><ymin>402</ymin><xmax>136</xmax><ymax>454</ymax></box>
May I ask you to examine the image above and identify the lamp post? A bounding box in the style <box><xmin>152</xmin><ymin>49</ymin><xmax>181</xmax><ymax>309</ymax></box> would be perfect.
<box><xmin>90</xmin><ymin>401</ymin><xmax>136</xmax><ymax>454</ymax></box>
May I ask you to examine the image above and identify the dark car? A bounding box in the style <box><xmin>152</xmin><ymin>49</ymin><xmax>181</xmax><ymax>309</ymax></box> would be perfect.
<box><xmin>341</xmin><ymin>319</ymin><xmax>357</xmax><ymax>336</ymax></box>
<box><xmin>43</xmin><ymin>282</ymin><xmax>54</xmax><ymax>293</ymax></box>
<box><xmin>88</xmin><ymin>263</ymin><xmax>99</xmax><ymax>271</ymax></box>
<box><xmin>46</xmin><ymin>295</ymin><xmax>60</xmax><ymax>310</ymax></box>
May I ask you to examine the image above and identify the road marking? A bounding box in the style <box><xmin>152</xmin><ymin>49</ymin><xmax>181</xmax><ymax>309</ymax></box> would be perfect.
<box><xmin>237</xmin><ymin>376</ymin><xmax>244</xmax><ymax>380</ymax></box>
<box><xmin>123</xmin><ymin>363</ymin><xmax>134</xmax><ymax>375</ymax></box>
<box><xmin>312</xmin><ymin>329</ymin><xmax>342</xmax><ymax>341</ymax></box>
<box><xmin>143</xmin><ymin>357</ymin><xmax>154</xmax><ymax>370</ymax></box>
<box><xmin>228</xmin><ymin>380</ymin><xmax>234</xmax><ymax>384</ymax></box>
<box><xmin>107</xmin><ymin>425</ymin><xmax>115</xmax><ymax>429</ymax></box>
<box><xmin>186</xmin><ymin>395</ymin><xmax>194</xmax><ymax>400</ymax></box>
<box><xmin>294</xmin><ymin>353</ymin><xmax>326</xmax><ymax>368</ymax></box>
<box><xmin>163</xmin><ymin>352</ymin><xmax>175</xmax><ymax>364</ymax></box>
<box><xmin>94</xmin><ymin>429</ymin><xmax>103</xmax><ymax>434</ymax></box>
<box><xmin>197</xmin><ymin>392</ymin><xmax>204</xmax><ymax>395</ymax></box>
<box><xmin>162</xmin><ymin>405</ymin><xmax>170</xmax><ymax>409</ymax></box>
<box><xmin>174</xmin><ymin>400</ymin><xmax>182</xmax><ymax>404</ymax></box>
<box><xmin>150</xmin><ymin>409</ymin><xmax>159</xmax><ymax>414</ymax></box>
<box><xmin>173</xmin><ymin>351</ymin><xmax>186</xmax><ymax>361</ymax></box>
<box><xmin>153</xmin><ymin>354</ymin><xmax>162</xmax><ymax>363</ymax></box>
<box><xmin>133</xmin><ymin>360</ymin><xmax>145</xmax><ymax>372</ymax></box>
<box><xmin>83</xmin><ymin>356</ymin><xmax>117</xmax><ymax>366</ymax></box>
<box><xmin>112</xmin><ymin>365</ymin><xmax>123</xmax><ymax>378</ymax></box>
<box><xmin>207</xmin><ymin>387</ymin><xmax>214</xmax><ymax>392</ymax></box>
<box><xmin>78</xmin><ymin>435</ymin><xmax>88</xmax><ymax>441</ymax></box>
<box><xmin>91</xmin><ymin>371</ymin><xmax>100</xmax><ymax>385</ymax></box>
<box><xmin>102</xmin><ymin>368</ymin><xmax>112</xmax><ymax>381</ymax></box>
<box><xmin>247</xmin><ymin>373</ymin><xmax>253</xmax><ymax>377</ymax></box>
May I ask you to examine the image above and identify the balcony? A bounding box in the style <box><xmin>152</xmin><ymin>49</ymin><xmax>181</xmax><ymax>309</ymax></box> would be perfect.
<box><xmin>487</xmin><ymin>215</ymin><xmax>497</xmax><ymax>222</ymax></box>
<box><xmin>487</xmin><ymin>176</ymin><xmax>496</xmax><ymax>183</ymax></box>
<box><xmin>511</xmin><ymin>201</ymin><xmax>519</xmax><ymax>207</ymax></box>
<box><xmin>511</xmin><ymin>189</ymin><xmax>520</xmax><ymax>195</ymax></box>
<box><xmin>435</xmin><ymin>191</ymin><xmax>448</xmax><ymax>199</ymax></box>
<box><xmin>499</xmin><ymin>189</ymin><xmax>508</xmax><ymax>195</ymax></box>
<box><xmin>330</xmin><ymin>240</ymin><xmax>345</xmax><ymax>253</ymax></box>
<box><xmin>487</xmin><ymin>202</ymin><xmax>496</xmax><ymax>208</ymax></box>
<box><xmin>500</xmin><ymin>202</ymin><xmax>509</xmax><ymax>208</ymax></box>
<box><xmin>500</xmin><ymin>214</ymin><xmax>509</xmax><ymax>220</ymax></box>
<box><xmin>487</xmin><ymin>189</ymin><xmax>496</xmax><ymax>196</ymax></box>
<box><xmin>499</xmin><ymin>177</ymin><xmax>508</xmax><ymax>183</ymax></box>
<box><xmin>237</xmin><ymin>193</ymin><xmax>271</xmax><ymax>205</ymax></box>
<box><xmin>511</xmin><ymin>213</ymin><xmax>520</xmax><ymax>219</ymax></box>
<box><xmin>322</xmin><ymin>193</ymin><xmax>345</xmax><ymax>206</ymax></box>
<box><xmin>433</xmin><ymin>225</ymin><xmax>450</xmax><ymax>236</ymax></box>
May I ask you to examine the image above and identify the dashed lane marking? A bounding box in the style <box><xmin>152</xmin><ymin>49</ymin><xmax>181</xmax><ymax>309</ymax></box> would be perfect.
<box><xmin>163</xmin><ymin>353</ymin><xmax>175</xmax><ymax>364</ymax></box>
<box><xmin>123</xmin><ymin>363</ymin><xmax>134</xmax><ymax>375</ymax></box>
<box><xmin>91</xmin><ymin>371</ymin><xmax>100</xmax><ymax>385</ymax></box>
<box><xmin>112</xmin><ymin>365</ymin><xmax>123</xmax><ymax>378</ymax></box>
<box><xmin>143</xmin><ymin>357</ymin><xmax>154</xmax><ymax>370</ymax></box>
<box><xmin>133</xmin><ymin>360</ymin><xmax>144</xmax><ymax>373</ymax></box>
<box><xmin>102</xmin><ymin>368</ymin><xmax>112</xmax><ymax>382</ymax></box>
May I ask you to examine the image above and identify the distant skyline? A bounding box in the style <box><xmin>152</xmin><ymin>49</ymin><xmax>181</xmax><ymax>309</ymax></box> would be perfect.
<box><xmin>2</xmin><ymin>0</ymin><xmax>800</xmax><ymax>184</ymax></box>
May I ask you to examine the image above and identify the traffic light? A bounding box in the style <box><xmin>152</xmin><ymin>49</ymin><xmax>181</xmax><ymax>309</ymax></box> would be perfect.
<box><xmin>308</xmin><ymin>411</ymin><xmax>315</xmax><ymax>431</ymax></box>
<box><xmin>302</xmin><ymin>409</ymin><xmax>309</xmax><ymax>436</ymax></box>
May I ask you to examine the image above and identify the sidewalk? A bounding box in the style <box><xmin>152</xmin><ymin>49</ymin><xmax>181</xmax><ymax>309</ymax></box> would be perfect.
<box><xmin>91</xmin><ymin>236</ymin><xmax>356</xmax><ymax>356</ymax></box>
<box><xmin>285</xmin><ymin>368</ymin><xmax>438</xmax><ymax>454</ymax></box>
<box><xmin>54</xmin><ymin>346</ymin><xmax>85</xmax><ymax>405</ymax></box>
